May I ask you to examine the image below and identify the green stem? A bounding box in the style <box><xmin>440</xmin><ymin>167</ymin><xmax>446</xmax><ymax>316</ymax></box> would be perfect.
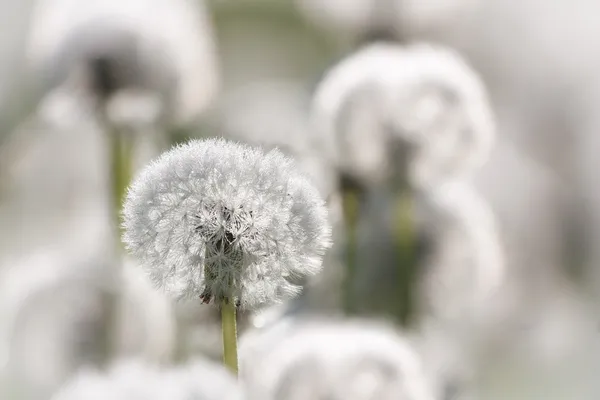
<box><xmin>342</xmin><ymin>188</ymin><xmax>360</xmax><ymax>315</ymax></box>
<box><xmin>394</xmin><ymin>190</ymin><xmax>415</xmax><ymax>326</ymax></box>
<box><xmin>110</xmin><ymin>129</ymin><xmax>134</xmax><ymax>241</ymax></box>
<box><xmin>102</xmin><ymin>127</ymin><xmax>134</xmax><ymax>364</ymax></box>
<box><xmin>221</xmin><ymin>299</ymin><xmax>239</xmax><ymax>375</ymax></box>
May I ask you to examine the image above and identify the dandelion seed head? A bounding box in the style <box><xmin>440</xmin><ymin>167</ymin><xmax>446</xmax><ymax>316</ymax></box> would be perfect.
<box><xmin>312</xmin><ymin>42</ymin><xmax>494</xmax><ymax>188</ymax></box>
<box><xmin>240</xmin><ymin>317</ymin><xmax>435</xmax><ymax>400</ymax></box>
<box><xmin>122</xmin><ymin>138</ymin><xmax>332</xmax><ymax>309</ymax></box>
<box><xmin>416</xmin><ymin>182</ymin><xmax>505</xmax><ymax>330</ymax></box>
<box><xmin>27</xmin><ymin>0</ymin><xmax>220</xmax><ymax>127</ymax></box>
<box><xmin>52</xmin><ymin>358</ymin><xmax>243</xmax><ymax>400</ymax></box>
<box><xmin>387</xmin><ymin>44</ymin><xmax>495</xmax><ymax>187</ymax></box>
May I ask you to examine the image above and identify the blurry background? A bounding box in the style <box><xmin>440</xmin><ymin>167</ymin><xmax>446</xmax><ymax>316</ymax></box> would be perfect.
<box><xmin>1</xmin><ymin>0</ymin><xmax>599</xmax><ymax>399</ymax></box>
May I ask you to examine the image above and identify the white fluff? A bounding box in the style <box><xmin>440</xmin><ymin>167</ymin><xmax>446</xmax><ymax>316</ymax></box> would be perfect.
<box><xmin>52</xmin><ymin>358</ymin><xmax>244</xmax><ymax>400</ymax></box>
<box><xmin>240</xmin><ymin>317</ymin><xmax>435</xmax><ymax>400</ymax></box>
<box><xmin>311</xmin><ymin>42</ymin><xmax>494</xmax><ymax>188</ymax></box>
<box><xmin>26</xmin><ymin>0</ymin><xmax>219</xmax><ymax>126</ymax></box>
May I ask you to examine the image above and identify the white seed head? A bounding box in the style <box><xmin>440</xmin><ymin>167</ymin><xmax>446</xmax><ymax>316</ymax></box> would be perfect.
<box><xmin>311</xmin><ymin>42</ymin><xmax>494</xmax><ymax>188</ymax></box>
<box><xmin>311</xmin><ymin>42</ymin><xmax>405</xmax><ymax>186</ymax></box>
<box><xmin>52</xmin><ymin>358</ymin><xmax>243</xmax><ymax>400</ymax></box>
<box><xmin>122</xmin><ymin>138</ymin><xmax>332</xmax><ymax>309</ymax></box>
<box><xmin>117</xmin><ymin>257</ymin><xmax>176</xmax><ymax>363</ymax></box>
<box><xmin>26</xmin><ymin>0</ymin><xmax>220</xmax><ymax>126</ymax></box>
<box><xmin>240</xmin><ymin>317</ymin><xmax>435</xmax><ymax>400</ymax></box>
<box><xmin>386</xmin><ymin>44</ymin><xmax>495</xmax><ymax>187</ymax></box>
<box><xmin>0</xmin><ymin>249</ymin><xmax>116</xmax><ymax>399</ymax></box>
<box><xmin>414</xmin><ymin>181</ymin><xmax>505</xmax><ymax>340</ymax></box>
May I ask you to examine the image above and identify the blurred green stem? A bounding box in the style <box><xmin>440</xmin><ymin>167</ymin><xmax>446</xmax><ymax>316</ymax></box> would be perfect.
<box><xmin>100</xmin><ymin>127</ymin><xmax>134</xmax><ymax>364</ymax></box>
<box><xmin>110</xmin><ymin>129</ymin><xmax>134</xmax><ymax>239</ymax></box>
<box><xmin>394</xmin><ymin>190</ymin><xmax>415</xmax><ymax>326</ymax></box>
<box><xmin>221</xmin><ymin>299</ymin><xmax>239</xmax><ymax>375</ymax></box>
<box><xmin>342</xmin><ymin>187</ymin><xmax>360</xmax><ymax>315</ymax></box>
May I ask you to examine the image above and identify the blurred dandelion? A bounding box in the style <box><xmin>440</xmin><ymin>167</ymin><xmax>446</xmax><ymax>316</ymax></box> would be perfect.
<box><xmin>311</xmin><ymin>41</ymin><xmax>495</xmax><ymax>322</ymax></box>
<box><xmin>0</xmin><ymin>249</ymin><xmax>116</xmax><ymax>400</ymax></box>
<box><xmin>117</xmin><ymin>258</ymin><xmax>176</xmax><ymax>363</ymax></box>
<box><xmin>52</xmin><ymin>358</ymin><xmax>243</xmax><ymax>400</ymax></box>
<box><xmin>122</xmin><ymin>138</ymin><xmax>332</xmax><ymax>373</ymax></box>
<box><xmin>414</xmin><ymin>182</ymin><xmax>504</xmax><ymax>328</ymax></box>
<box><xmin>312</xmin><ymin>42</ymin><xmax>494</xmax><ymax>190</ymax></box>
<box><xmin>240</xmin><ymin>317</ymin><xmax>435</xmax><ymax>400</ymax></box>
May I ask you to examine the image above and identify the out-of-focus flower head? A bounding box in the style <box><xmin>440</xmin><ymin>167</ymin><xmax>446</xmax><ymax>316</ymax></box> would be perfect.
<box><xmin>312</xmin><ymin>43</ymin><xmax>405</xmax><ymax>187</ymax></box>
<box><xmin>117</xmin><ymin>258</ymin><xmax>176</xmax><ymax>363</ymax></box>
<box><xmin>386</xmin><ymin>44</ymin><xmax>495</xmax><ymax>187</ymax></box>
<box><xmin>415</xmin><ymin>181</ymin><xmax>504</xmax><ymax>328</ymax></box>
<box><xmin>26</xmin><ymin>0</ymin><xmax>220</xmax><ymax>128</ymax></box>
<box><xmin>311</xmin><ymin>42</ymin><xmax>494</xmax><ymax>189</ymax></box>
<box><xmin>0</xmin><ymin>249</ymin><xmax>116</xmax><ymax>400</ymax></box>
<box><xmin>122</xmin><ymin>138</ymin><xmax>332</xmax><ymax>309</ymax></box>
<box><xmin>240</xmin><ymin>317</ymin><xmax>435</xmax><ymax>400</ymax></box>
<box><xmin>52</xmin><ymin>358</ymin><xmax>244</xmax><ymax>400</ymax></box>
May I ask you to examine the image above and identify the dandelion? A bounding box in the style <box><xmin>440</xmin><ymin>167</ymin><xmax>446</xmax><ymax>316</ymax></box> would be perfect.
<box><xmin>52</xmin><ymin>358</ymin><xmax>244</xmax><ymax>400</ymax></box>
<box><xmin>240</xmin><ymin>317</ymin><xmax>435</xmax><ymax>400</ymax></box>
<box><xmin>26</xmin><ymin>0</ymin><xmax>219</xmax><ymax>128</ymax></box>
<box><xmin>117</xmin><ymin>258</ymin><xmax>176</xmax><ymax>363</ymax></box>
<box><xmin>0</xmin><ymin>249</ymin><xmax>116</xmax><ymax>400</ymax></box>
<box><xmin>415</xmin><ymin>181</ymin><xmax>504</xmax><ymax>327</ymax></box>
<box><xmin>312</xmin><ymin>42</ymin><xmax>494</xmax><ymax>189</ymax></box>
<box><xmin>122</xmin><ymin>138</ymin><xmax>332</xmax><ymax>373</ymax></box>
<box><xmin>386</xmin><ymin>44</ymin><xmax>495</xmax><ymax>188</ymax></box>
<box><xmin>311</xmin><ymin>41</ymin><xmax>494</xmax><ymax>318</ymax></box>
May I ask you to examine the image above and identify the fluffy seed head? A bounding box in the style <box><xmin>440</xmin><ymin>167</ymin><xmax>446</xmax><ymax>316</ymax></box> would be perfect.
<box><xmin>52</xmin><ymin>358</ymin><xmax>244</xmax><ymax>400</ymax></box>
<box><xmin>122</xmin><ymin>138</ymin><xmax>332</xmax><ymax>309</ymax></box>
<box><xmin>311</xmin><ymin>42</ymin><xmax>494</xmax><ymax>188</ymax></box>
<box><xmin>240</xmin><ymin>317</ymin><xmax>435</xmax><ymax>400</ymax></box>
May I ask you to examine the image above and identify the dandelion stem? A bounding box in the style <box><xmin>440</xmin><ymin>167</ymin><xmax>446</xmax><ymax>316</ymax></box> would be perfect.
<box><xmin>394</xmin><ymin>190</ymin><xmax>415</xmax><ymax>326</ymax></box>
<box><xmin>221</xmin><ymin>299</ymin><xmax>239</xmax><ymax>375</ymax></box>
<box><xmin>342</xmin><ymin>184</ymin><xmax>360</xmax><ymax>315</ymax></box>
<box><xmin>102</xmin><ymin>127</ymin><xmax>133</xmax><ymax>364</ymax></box>
<box><xmin>110</xmin><ymin>129</ymin><xmax>134</xmax><ymax>239</ymax></box>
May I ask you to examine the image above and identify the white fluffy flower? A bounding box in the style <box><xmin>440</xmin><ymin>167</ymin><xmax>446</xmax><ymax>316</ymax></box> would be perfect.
<box><xmin>0</xmin><ymin>249</ymin><xmax>116</xmax><ymax>400</ymax></box>
<box><xmin>415</xmin><ymin>181</ymin><xmax>504</xmax><ymax>327</ymax></box>
<box><xmin>240</xmin><ymin>317</ymin><xmax>435</xmax><ymax>400</ymax></box>
<box><xmin>52</xmin><ymin>358</ymin><xmax>244</xmax><ymax>400</ymax></box>
<box><xmin>312</xmin><ymin>42</ymin><xmax>494</xmax><ymax>188</ymax></box>
<box><xmin>386</xmin><ymin>44</ymin><xmax>495</xmax><ymax>187</ymax></box>
<box><xmin>122</xmin><ymin>138</ymin><xmax>332</xmax><ymax>309</ymax></box>
<box><xmin>117</xmin><ymin>258</ymin><xmax>176</xmax><ymax>363</ymax></box>
<box><xmin>26</xmin><ymin>0</ymin><xmax>219</xmax><ymax>127</ymax></box>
